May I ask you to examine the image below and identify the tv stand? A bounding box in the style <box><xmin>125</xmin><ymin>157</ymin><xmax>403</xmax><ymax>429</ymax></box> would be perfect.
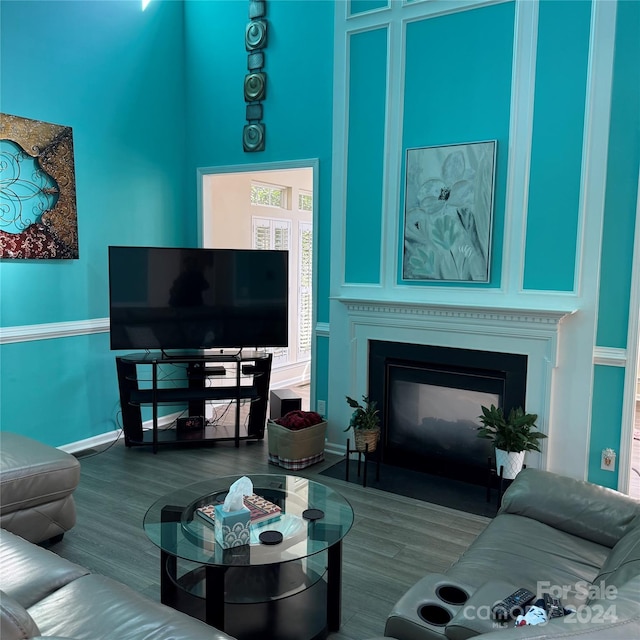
<box><xmin>115</xmin><ymin>351</ymin><xmax>273</xmax><ymax>453</ymax></box>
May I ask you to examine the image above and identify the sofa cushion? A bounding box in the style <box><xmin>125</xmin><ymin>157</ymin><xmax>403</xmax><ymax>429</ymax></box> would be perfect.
<box><xmin>446</xmin><ymin>514</ymin><xmax>610</xmax><ymax>607</ymax></box>
<box><xmin>591</xmin><ymin>515</ymin><xmax>640</xmax><ymax>592</ymax></box>
<box><xmin>0</xmin><ymin>590</ymin><xmax>40</xmax><ymax>640</ymax></box>
<box><xmin>0</xmin><ymin>432</ymin><xmax>80</xmax><ymax>514</ymax></box>
<box><xmin>29</xmin><ymin>574</ymin><xmax>235</xmax><ymax>640</ymax></box>
<box><xmin>0</xmin><ymin>530</ymin><xmax>89</xmax><ymax>609</ymax></box>
<box><xmin>499</xmin><ymin>468</ymin><xmax>640</xmax><ymax>548</ymax></box>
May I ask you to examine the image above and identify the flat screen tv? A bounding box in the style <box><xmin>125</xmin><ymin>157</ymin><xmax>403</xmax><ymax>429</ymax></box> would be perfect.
<box><xmin>108</xmin><ymin>246</ymin><xmax>289</xmax><ymax>351</ymax></box>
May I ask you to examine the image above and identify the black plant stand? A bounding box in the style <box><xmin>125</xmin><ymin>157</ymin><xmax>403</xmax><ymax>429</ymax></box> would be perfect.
<box><xmin>486</xmin><ymin>457</ymin><xmax>524</xmax><ymax>508</ymax></box>
<box><xmin>345</xmin><ymin>438</ymin><xmax>381</xmax><ymax>488</ymax></box>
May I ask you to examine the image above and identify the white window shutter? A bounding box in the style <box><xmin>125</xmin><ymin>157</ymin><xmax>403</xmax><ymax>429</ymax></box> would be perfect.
<box><xmin>253</xmin><ymin>219</ymin><xmax>272</xmax><ymax>250</ymax></box>
<box><xmin>252</xmin><ymin>216</ymin><xmax>291</xmax><ymax>364</ymax></box>
<box><xmin>273</xmin><ymin>220</ymin><xmax>290</xmax><ymax>250</ymax></box>
<box><xmin>298</xmin><ymin>222</ymin><xmax>313</xmax><ymax>357</ymax></box>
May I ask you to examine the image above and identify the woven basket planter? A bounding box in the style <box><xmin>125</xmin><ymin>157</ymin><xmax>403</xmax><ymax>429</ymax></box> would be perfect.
<box><xmin>354</xmin><ymin>427</ymin><xmax>380</xmax><ymax>453</ymax></box>
<box><xmin>267</xmin><ymin>420</ymin><xmax>327</xmax><ymax>470</ymax></box>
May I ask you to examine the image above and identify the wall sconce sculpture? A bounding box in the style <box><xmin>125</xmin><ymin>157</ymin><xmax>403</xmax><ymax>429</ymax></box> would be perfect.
<box><xmin>0</xmin><ymin>113</ymin><xmax>79</xmax><ymax>259</ymax></box>
<box><xmin>243</xmin><ymin>0</ymin><xmax>267</xmax><ymax>152</ymax></box>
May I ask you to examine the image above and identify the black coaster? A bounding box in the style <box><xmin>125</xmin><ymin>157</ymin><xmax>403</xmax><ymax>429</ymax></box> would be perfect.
<box><xmin>302</xmin><ymin>508</ymin><xmax>324</xmax><ymax>521</ymax></box>
<box><xmin>259</xmin><ymin>530</ymin><xmax>283</xmax><ymax>545</ymax></box>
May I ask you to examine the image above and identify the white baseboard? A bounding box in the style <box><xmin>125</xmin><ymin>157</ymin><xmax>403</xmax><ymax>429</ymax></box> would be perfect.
<box><xmin>58</xmin><ymin>413</ymin><xmax>181</xmax><ymax>454</ymax></box>
<box><xmin>58</xmin><ymin>430</ymin><xmax>123</xmax><ymax>454</ymax></box>
<box><xmin>324</xmin><ymin>442</ymin><xmax>346</xmax><ymax>456</ymax></box>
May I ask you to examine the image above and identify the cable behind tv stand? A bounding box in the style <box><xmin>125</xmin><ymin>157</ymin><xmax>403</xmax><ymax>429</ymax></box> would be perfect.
<box><xmin>115</xmin><ymin>351</ymin><xmax>273</xmax><ymax>453</ymax></box>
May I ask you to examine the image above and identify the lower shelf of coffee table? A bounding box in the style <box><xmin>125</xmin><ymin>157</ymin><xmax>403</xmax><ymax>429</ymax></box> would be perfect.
<box><xmin>168</xmin><ymin>559</ymin><xmax>329</xmax><ymax>640</ymax></box>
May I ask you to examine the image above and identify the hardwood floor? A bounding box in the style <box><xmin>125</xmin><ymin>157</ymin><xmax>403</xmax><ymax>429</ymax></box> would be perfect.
<box><xmin>55</xmin><ymin>430</ymin><xmax>489</xmax><ymax>639</ymax></box>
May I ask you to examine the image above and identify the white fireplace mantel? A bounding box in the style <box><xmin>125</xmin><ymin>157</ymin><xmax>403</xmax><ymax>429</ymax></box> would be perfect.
<box><xmin>339</xmin><ymin>297</ymin><xmax>576</xmax><ymax>472</ymax></box>
<box><xmin>341</xmin><ymin>298</ymin><xmax>574</xmax><ymax>331</ymax></box>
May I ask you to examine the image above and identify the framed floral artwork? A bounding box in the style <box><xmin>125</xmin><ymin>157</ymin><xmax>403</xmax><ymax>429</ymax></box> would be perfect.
<box><xmin>402</xmin><ymin>140</ymin><xmax>496</xmax><ymax>282</ymax></box>
<box><xmin>0</xmin><ymin>113</ymin><xmax>78</xmax><ymax>259</ymax></box>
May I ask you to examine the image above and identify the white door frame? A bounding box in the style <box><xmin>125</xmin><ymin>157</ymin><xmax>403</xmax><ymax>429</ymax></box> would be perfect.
<box><xmin>619</xmin><ymin>167</ymin><xmax>640</xmax><ymax>494</ymax></box>
<box><xmin>196</xmin><ymin>159</ymin><xmax>320</xmax><ymax>406</ymax></box>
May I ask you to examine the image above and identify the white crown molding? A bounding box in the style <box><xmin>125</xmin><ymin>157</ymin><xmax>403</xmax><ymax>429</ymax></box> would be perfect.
<box><xmin>339</xmin><ymin>297</ymin><xmax>574</xmax><ymax>328</ymax></box>
<box><xmin>0</xmin><ymin>318</ymin><xmax>109</xmax><ymax>344</ymax></box>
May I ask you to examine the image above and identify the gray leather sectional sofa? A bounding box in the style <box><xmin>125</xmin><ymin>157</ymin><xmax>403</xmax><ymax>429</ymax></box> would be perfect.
<box><xmin>0</xmin><ymin>528</ymin><xmax>235</xmax><ymax>640</ymax></box>
<box><xmin>0</xmin><ymin>432</ymin><xmax>80</xmax><ymax>544</ymax></box>
<box><xmin>384</xmin><ymin>468</ymin><xmax>640</xmax><ymax>640</ymax></box>
<box><xmin>0</xmin><ymin>432</ymin><xmax>234</xmax><ymax>640</ymax></box>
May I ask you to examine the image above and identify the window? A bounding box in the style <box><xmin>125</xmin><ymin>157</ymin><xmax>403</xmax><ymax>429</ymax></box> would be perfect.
<box><xmin>252</xmin><ymin>216</ymin><xmax>291</xmax><ymax>364</ymax></box>
<box><xmin>298</xmin><ymin>191</ymin><xmax>313</xmax><ymax>212</ymax></box>
<box><xmin>251</xmin><ymin>183</ymin><xmax>285</xmax><ymax>208</ymax></box>
<box><xmin>252</xmin><ymin>217</ymin><xmax>291</xmax><ymax>251</ymax></box>
<box><xmin>298</xmin><ymin>222</ymin><xmax>313</xmax><ymax>357</ymax></box>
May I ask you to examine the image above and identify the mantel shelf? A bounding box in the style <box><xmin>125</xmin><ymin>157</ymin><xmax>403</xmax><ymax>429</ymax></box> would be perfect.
<box><xmin>338</xmin><ymin>298</ymin><xmax>576</xmax><ymax>328</ymax></box>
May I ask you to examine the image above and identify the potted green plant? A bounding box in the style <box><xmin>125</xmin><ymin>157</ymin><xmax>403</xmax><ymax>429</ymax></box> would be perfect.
<box><xmin>344</xmin><ymin>395</ymin><xmax>381</xmax><ymax>453</ymax></box>
<box><xmin>477</xmin><ymin>404</ymin><xmax>547</xmax><ymax>479</ymax></box>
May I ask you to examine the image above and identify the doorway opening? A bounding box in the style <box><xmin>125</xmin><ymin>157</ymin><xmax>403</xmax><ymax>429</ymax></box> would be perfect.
<box><xmin>199</xmin><ymin>162</ymin><xmax>316</xmax><ymax>402</ymax></box>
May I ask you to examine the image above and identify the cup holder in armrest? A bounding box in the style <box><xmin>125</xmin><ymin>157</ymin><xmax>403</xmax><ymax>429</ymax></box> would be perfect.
<box><xmin>386</xmin><ymin>574</ymin><xmax>477</xmax><ymax>640</ymax></box>
<box><xmin>436</xmin><ymin>585</ymin><xmax>469</xmax><ymax>606</ymax></box>
<box><xmin>418</xmin><ymin>604</ymin><xmax>453</xmax><ymax>626</ymax></box>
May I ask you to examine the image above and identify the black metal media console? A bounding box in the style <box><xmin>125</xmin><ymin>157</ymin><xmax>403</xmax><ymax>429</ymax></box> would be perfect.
<box><xmin>115</xmin><ymin>351</ymin><xmax>272</xmax><ymax>453</ymax></box>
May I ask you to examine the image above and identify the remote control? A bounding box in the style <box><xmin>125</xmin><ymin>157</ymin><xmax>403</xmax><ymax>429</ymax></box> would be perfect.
<box><xmin>491</xmin><ymin>587</ymin><xmax>536</xmax><ymax>621</ymax></box>
<box><xmin>543</xmin><ymin>593</ymin><xmax>565</xmax><ymax>618</ymax></box>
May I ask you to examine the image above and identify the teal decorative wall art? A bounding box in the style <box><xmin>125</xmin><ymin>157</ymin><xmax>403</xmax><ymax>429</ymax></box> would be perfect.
<box><xmin>243</xmin><ymin>0</ymin><xmax>267</xmax><ymax>152</ymax></box>
<box><xmin>403</xmin><ymin>140</ymin><xmax>496</xmax><ymax>282</ymax></box>
<box><xmin>0</xmin><ymin>113</ymin><xmax>78</xmax><ymax>259</ymax></box>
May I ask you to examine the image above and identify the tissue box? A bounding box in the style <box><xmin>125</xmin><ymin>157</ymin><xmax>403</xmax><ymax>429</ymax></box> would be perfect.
<box><xmin>214</xmin><ymin>504</ymin><xmax>250</xmax><ymax>548</ymax></box>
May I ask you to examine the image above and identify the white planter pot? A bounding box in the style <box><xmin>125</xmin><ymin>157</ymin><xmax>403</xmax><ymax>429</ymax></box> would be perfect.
<box><xmin>495</xmin><ymin>448</ymin><xmax>525</xmax><ymax>480</ymax></box>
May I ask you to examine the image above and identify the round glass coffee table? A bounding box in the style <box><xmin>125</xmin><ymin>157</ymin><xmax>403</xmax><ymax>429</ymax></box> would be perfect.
<box><xmin>144</xmin><ymin>473</ymin><xmax>354</xmax><ymax>640</ymax></box>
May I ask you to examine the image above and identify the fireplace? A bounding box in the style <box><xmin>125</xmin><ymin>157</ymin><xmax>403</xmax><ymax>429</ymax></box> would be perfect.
<box><xmin>368</xmin><ymin>340</ymin><xmax>527</xmax><ymax>485</ymax></box>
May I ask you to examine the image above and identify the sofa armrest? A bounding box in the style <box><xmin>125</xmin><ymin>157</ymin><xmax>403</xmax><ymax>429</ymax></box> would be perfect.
<box><xmin>1</xmin><ymin>590</ymin><xmax>40</xmax><ymax>640</ymax></box>
<box><xmin>499</xmin><ymin>469</ymin><xmax>640</xmax><ymax>548</ymax></box>
<box><xmin>464</xmin><ymin>575</ymin><xmax>640</xmax><ymax>640</ymax></box>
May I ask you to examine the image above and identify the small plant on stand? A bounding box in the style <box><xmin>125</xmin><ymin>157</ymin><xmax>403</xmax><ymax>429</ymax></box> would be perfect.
<box><xmin>344</xmin><ymin>395</ymin><xmax>381</xmax><ymax>453</ymax></box>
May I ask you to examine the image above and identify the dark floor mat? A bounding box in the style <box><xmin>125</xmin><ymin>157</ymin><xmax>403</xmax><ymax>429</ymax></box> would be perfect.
<box><xmin>320</xmin><ymin>459</ymin><xmax>499</xmax><ymax>518</ymax></box>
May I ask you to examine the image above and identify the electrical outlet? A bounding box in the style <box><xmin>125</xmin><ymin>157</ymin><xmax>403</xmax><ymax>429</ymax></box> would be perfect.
<box><xmin>317</xmin><ymin>400</ymin><xmax>326</xmax><ymax>416</ymax></box>
<box><xmin>601</xmin><ymin>449</ymin><xmax>616</xmax><ymax>472</ymax></box>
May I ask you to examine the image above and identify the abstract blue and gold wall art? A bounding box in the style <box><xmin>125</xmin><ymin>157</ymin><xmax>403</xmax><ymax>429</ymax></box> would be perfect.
<box><xmin>0</xmin><ymin>113</ymin><xmax>78</xmax><ymax>259</ymax></box>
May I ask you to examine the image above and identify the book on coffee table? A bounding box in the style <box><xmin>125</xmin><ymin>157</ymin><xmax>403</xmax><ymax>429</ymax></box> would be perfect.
<box><xmin>244</xmin><ymin>493</ymin><xmax>282</xmax><ymax>525</ymax></box>
<box><xmin>196</xmin><ymin>493</ymin><xmax>282</xmax><ymax>527</ymax></box>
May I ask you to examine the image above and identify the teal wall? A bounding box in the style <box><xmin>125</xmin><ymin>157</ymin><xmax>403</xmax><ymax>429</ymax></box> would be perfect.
<box><xmin>345</xmin><ymin>27</ymin><xmax>387</xmax><ymax>284</ymax></box>
<box><xmin>0</xmin><ymin>0</ymin><xmax>187</xmax><ymax>446</ymax></box>
<box><xmin>589</xmin><ymin>365</ymin><xmax>625</xmax><ymax>488</ymax></box>
<box><xmin>0</xmin><ymin>0</ymin><xmax>188</xmax><ymax>327</ymax></box>
<box><xmin>589</xmin><ymin>0</ymin><xmax>640</xmax><ymax>484</ymax></box>
<box><xmin>335</xmin><ymin>0</ymin><xmax>639</xmax><ymax>487</ymax></box>
<box><xmin>1</xmin><ymin>335</ymin><xmax>120</xmax><ymax>444</ymax></box>
<box><xmin>1</xmin><ymin>0</ymin><xmax>639</xmax><ymax>491</ymax></box>
<box><xmin>0</xmin><ymin>0</ymin><xmax>334</xmax><ymax>447</ymax></box>
<box><xmin>596</xmin><ymin>0</ymin><xmax>640</xmax><ymax>349</ymax></box>
<box><xmin>349</xmin><ymin>0</ymin><xmax>389</xmax><ymax>16</ymax></box>
<box><xmin>315</xmin><ymin>335</ymin><xmax>330</xmax><ymax>418</ymax></box>
<box><xmin>182</xmin><ymin>0</ymin><xmax>334</xmax><ymax>324</ymax></box>
<box><xmin>523</xmin><ymin>0</ymin><xmax>591</xmax><ymax>291</ymax></box>
<box><xmin>398</xmin><ymin>2</ymin><xmax>514</xmax><ymax>287</ymax></box>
